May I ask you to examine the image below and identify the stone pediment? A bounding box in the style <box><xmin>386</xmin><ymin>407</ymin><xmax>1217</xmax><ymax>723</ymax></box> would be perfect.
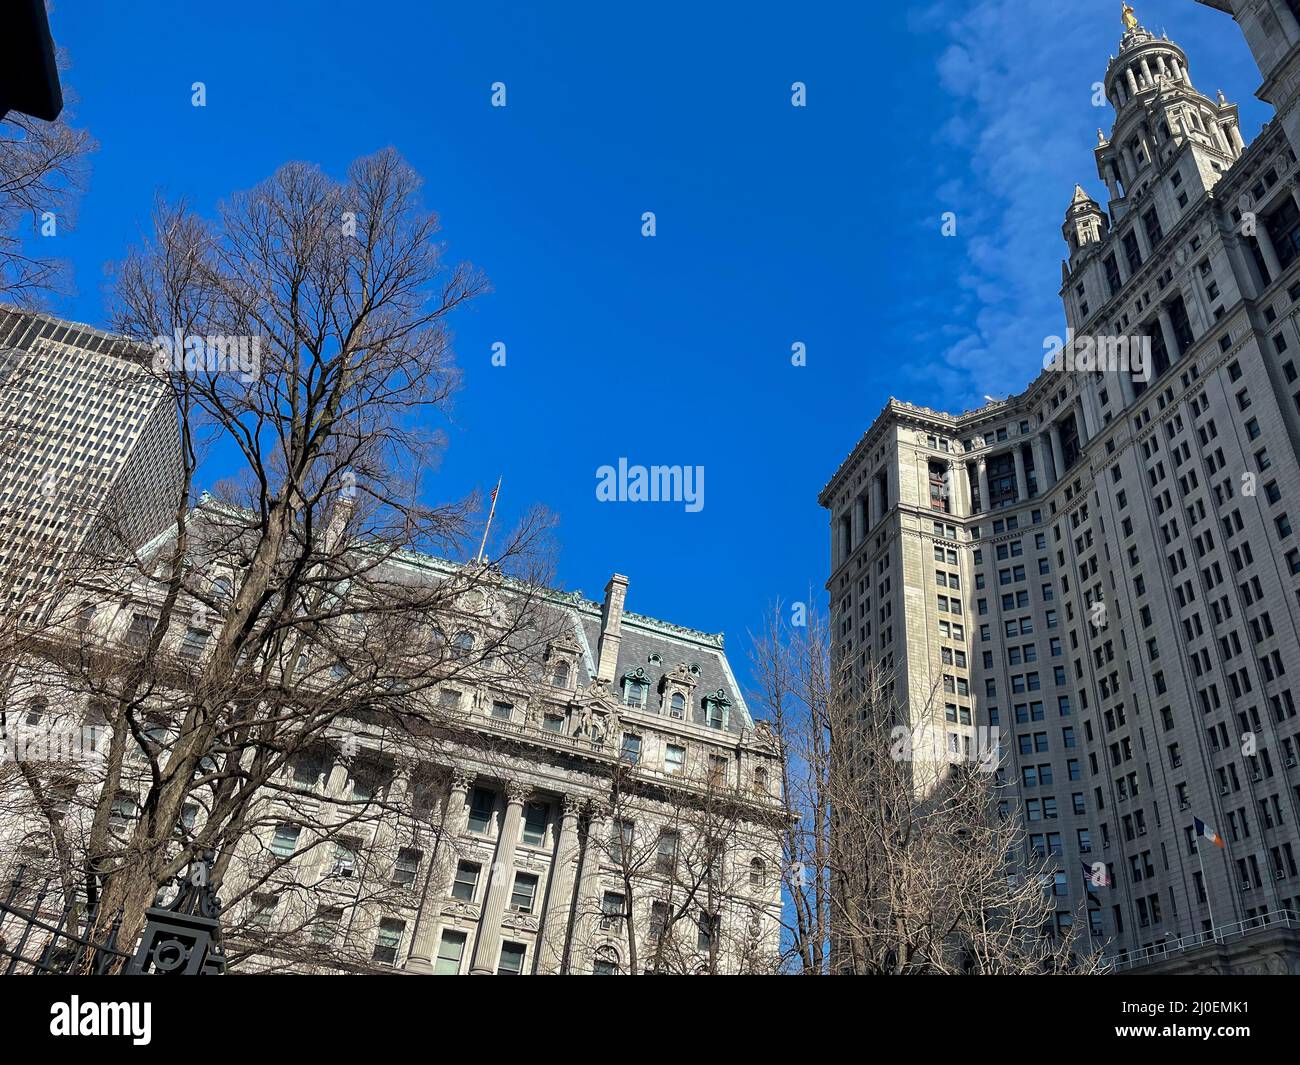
<box><xmin>661</xmin><ymin>663</ymin><xmax>700</xmax><ymax>690</ymax></box>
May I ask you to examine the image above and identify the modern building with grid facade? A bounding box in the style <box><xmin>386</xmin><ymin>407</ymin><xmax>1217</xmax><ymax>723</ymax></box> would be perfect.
<box><xmin>0</xmin><ymin>306</ymin><xmax>182</xmax><ymax>613</ymax></box>
<box><xmin>821</xmin><ymin>10</ymin><xmax>1300</xmax><ymax>973</ymax></box>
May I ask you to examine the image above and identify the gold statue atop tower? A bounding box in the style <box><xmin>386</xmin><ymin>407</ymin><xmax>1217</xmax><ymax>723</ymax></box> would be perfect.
<box><xmin>1122</xmin><ymin>3</ymin><xmax>1139</xmax><ymax>33</ymax></box>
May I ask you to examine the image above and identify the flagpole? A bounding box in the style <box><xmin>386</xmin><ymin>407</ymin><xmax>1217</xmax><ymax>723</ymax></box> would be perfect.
<box><xmin>1196</xmin><ymin>841</ymin><xmax>1219</xmax><ymax>943</ymax></box>
<box><xmin>1079</xmin><ymin>865</ymin><xmax>1096</xmax><ymax>956</ymax></box>
<box><xmin>475</xmin><ymin>477</ymin><xmax>501</xmax><ymax>565</ymax></box>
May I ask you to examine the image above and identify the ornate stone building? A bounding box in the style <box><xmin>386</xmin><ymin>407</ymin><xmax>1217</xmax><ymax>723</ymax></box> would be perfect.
<box><xmin>821</xmin><ymin>9</ymin><xmax>1300</xmax><ymax>973</ymax></box>
<box><xmin>0</xmin><ymin>308</ymin><xmax>784</xmax><ymax>976</ymax></box>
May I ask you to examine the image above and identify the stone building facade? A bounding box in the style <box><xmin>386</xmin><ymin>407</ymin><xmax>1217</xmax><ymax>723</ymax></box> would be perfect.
<box><xmin>821</xmin><ymin>11</ymin><xmax>1300</xmax><ymax>973</ymax></box>
<box><xmin>0</xmin><ymin>308</ymin><xmax>783</xmax><ymax>976</ymax></box>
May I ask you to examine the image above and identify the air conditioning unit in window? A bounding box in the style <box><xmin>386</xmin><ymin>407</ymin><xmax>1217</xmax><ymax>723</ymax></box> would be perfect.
<box><xmin>1178</xmin><ymin>801</ymin><xmax>1190</xmax><ymax>811</ymax></box>
<box><xmin>1241</xmin><ymin>880</ymin><xmax>1252</xmax><ymax>891</ymax></box>
<box><xmin>1250</xmin><ymin>772</ymin><xmax>1263</xmax><ymax>783</ymax></box>
<box><xmin>1286</xmin><ymin>757</ymin><xmax>1297</xmax><ymax>768</ymax></box>
<box><xmin>1276</xmin><ymin>870</ymin><xmax>1286</xmax><ymax>881</ymax></box>
<box><xmin>1219</xmin><ymin>785</ymin><xmax>1231</xmax><ymax>796</ymax></box>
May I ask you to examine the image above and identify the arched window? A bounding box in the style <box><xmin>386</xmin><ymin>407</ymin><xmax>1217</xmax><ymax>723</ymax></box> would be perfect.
<box><xmin>26</xmin><ymin>696</ymin><xmax>47</xmax><ymax>726</ymax></box>
<box><xmin>622</xmin><ymin>671</ymin><xmax>648</xmax><ymax>707</ymax></box>
<box><xmin>451</xmin><ymin>631</ymin><xmax>474</xmax><ymax>659</ymax></box>
<box><xmin>703</xmin><ymin>690</ymin><xmax>731</xmax><ymax>730</ymax></box>
<box><xmin>669</xmin><ymin>692</ymin><xmax>686</xmax><ymax>719</ymax></box>
<box><xmin>753</xmin><ymin>765</ymin><xmax>769</xmax><ymax>795</ymax></box>
<box><xmin>593</xmin><ymin>944</ymin><xmax>620</xmax><ymax>975</ymax></box>
<box><xmin>749</xmin><ymin>858</ymin><xmax>766</xmax><ymax>890</ymax></box>
<box><xmin>550</xmin><ymin>660</ymin><xmax>570</xmax><ymax>688</ymax></box>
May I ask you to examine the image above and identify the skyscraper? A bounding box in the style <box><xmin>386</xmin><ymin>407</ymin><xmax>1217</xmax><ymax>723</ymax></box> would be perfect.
<box><xmin>0</xmin><ymin>306</ymin><xmax>182</xmax><ymax>613</ymax></box>
<box><xmin>822</xmin><ymin>9</ymin><xmax>1300</xmax><ymax>973</ymax></box>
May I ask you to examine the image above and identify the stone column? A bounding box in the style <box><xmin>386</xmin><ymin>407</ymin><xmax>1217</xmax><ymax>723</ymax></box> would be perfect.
<box><xmin>851</xmin><ymin>494</ymin><xmax>865</xmax><ymax>547</ymax></box>
<box><xmin>1255</xmin><ymin>226</ymin><xmax>1283</xmax><ymax>283</ymax></box>
<box><xmin>535</xmin><ymin>796</ymin><xmax>583</xmax><ymax>974</ymax></box>
<box><xmin>1049</xmin><ymin>426</ymin><xmax>1066</xmax><ymax>480</ymax></box>
<box><xmin>1012</xmin><ymin>447</ymin><xmax>1028</xmax><ymax>503</ymax></box>
<box><xmin>947</xmin><ymin>460</ymin><xmax>968</xmax><ymax>516</ymax></box>
<box><xmin>976</xmin><ymin>459</ymin><xmax>990</xmax><ymax>514</ymax></box>
<box><xmin>1030</xmin><ymin>436</ymin><xmax>1046</xmax><ymax>496</ymax></box>
<box><xmin>1076</xmin><ymin>398</ymin><xmax>1093</xmax><ymax>444</ymax></box>
<box><xmin>1157</xmin><ymin>305</ymin><xmax>1181</xmax><ymax>363</ymax></box>
<box><xmin>1125</xmin><ymin>67</ymin><xmax>1138</xmax><ymax>97</ymax></box>
<box><xmin>1118</xmin><ymin>365</ymin><xmax>1136</xmax><ymax>406</ymax></box>
<box><xmin>406</xmin><ymin>768</ymin><xmax>474</xmax><ymax>972</ymax></box>
<box><xmin>1133</xmin><ymin>216</ymin><xmax>1152</xmax><ymax>258</ymax></box>
<box><xmin>571</xmin><ymin>802</ymin><xmax>612</xmax><ymax>974</ymax></box>
<box><xmin>469</xmin><ymin>780</ymin><xmax>528</xmax><ymax>974</ymax></box>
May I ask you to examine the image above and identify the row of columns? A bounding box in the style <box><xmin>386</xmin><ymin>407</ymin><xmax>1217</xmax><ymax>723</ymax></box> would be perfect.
<box><xmin>405</xmin><ymin>772</ymin><xmax>598</xmax><ymax>976</ymax></box>
<box><xmin>847</xmin><ymin>469</ymin><xmax>891</xmax><ymax>557</ymax></box>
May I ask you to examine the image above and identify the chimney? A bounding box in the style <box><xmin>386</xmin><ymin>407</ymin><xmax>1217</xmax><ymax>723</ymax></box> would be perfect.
<box><xmin>596</xmin><ymin>574</ymin><xmax>629</xmax><ymax>684</ymax></box>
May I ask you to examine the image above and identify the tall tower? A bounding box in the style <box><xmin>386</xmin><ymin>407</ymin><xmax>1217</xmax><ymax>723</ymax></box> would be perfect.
<box><xmin>0</xmin><ymin>307</ymin><xmax>183</xmax><ymax>616</ymax></box>
<box><xmin>825</xmin><ymin>8</ymin><xmax>1300</xmax><ymax>973</ymax></box>
<box><xmin>1096</xmin><ymin>9</ymin><xmax>1245</xmax><ymax>223</ymax></box>
<box><xmin>1196</xmin><ymin>0</ymin><xmax>1300</xmax><ymax>160</ymax></box>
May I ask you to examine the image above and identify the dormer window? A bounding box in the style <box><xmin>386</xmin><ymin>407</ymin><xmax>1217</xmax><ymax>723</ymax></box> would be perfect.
<box><xmin>550</xmin><ymin>660</ymin><xmax>571</xmax><ymax>689</ymax></box>
<box><xmin>622</xmin><ymin>668</ymin><xmax>649</xmax><ymax>708</ymax></box>
<box><xmin>703</xmin><ymin>690</ymin><xmax>731</xmax><ymax>730</ymax></box>
<box><xmin>670</xmin><ymin>692</ymin><xmax>686</xmax><ymax>719</ymax></box>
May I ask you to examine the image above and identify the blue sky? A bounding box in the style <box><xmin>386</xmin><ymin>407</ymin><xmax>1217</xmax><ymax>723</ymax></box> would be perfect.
<box><xmin>42</xmin><ymin>0</ymin><xmax>1266</xmax><ymax>695</ymax></box>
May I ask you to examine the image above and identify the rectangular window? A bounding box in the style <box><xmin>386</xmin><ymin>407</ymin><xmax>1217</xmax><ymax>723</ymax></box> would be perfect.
<box><xmin>467</xmin><ymin>787</ymin><xmax>496</xmax><ymax>833</ymax></box>
<box><xmin>451</xmin><ymin>860</ymin><xmax>480</xmax><ymax>901</ymax></box>
<box><xmin>497</xmin><ymin>941</ymin><xmax>527</xmax><ymax>975</ymax></box>
<box><xmin>601</xmin><ymin>891</ymin><xmax>625</xmax><ymax>930</ymax></box>
<box><xmin>665</xmin><ymin>743</ymin><xmax>686</xmax><ymax>774</ymax></box>
<box><xmin>611</xmin><ymin>819</ymin><xmax>634</xmax><ymax>865</ymax></box>
<box><xmin>522</xmin><ymin>802</ymin><xmax>548</xmax><ymax>846</ymax></box>
<box><xmin>434</xmin><ymin>930</ymin><xmax>466</xmax><ymax>975</ymax></box>
<box><xmin>179</xmin><ymin>627</ymin><xmax>211</xmax><ymax>660</ymax></box>
<box><xmin>510</xmin><ymin>872</ymin><xmax>539</xmax><ymax>913</ymax></box>
<box><xmin>697</xmin><ymin>911</ymin><xmax>717</xmax><ymax>950</ymax></box>
<box><xmin>392</xmin><ymin>847</ymin><xmax>422</xmax><ymax>886</ymax></box>
<box><xmin>270</xmin><ymin>823</ymin><xmax>300</xmax><ymax>858</ymax></box>
<box><xmin>372</xmin><ymin>918</ymin><xmax>405</xmax><ymax>965</ymax></box>
<box><xmin>657</xmin><ymin>830</ymin><xmax>678</xmax><ymax>873</ymax></box>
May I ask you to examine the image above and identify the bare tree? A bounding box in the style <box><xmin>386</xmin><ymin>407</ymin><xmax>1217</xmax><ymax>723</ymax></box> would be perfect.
<box><xmin>1</xmin><ymin>149</ymin><xmax>562</xmax><ymax>964</ymax></box>
<box><xmin>749</xmin><ymin>603</ymin><xmax>1102</xmax><ymax>975</ymax></box>
<box><xmin>564</xmin><ymin>757</ymin><xmax>783</xmax><ymax>976</ymax></box>
<box><xmin>0</xmin><ymin>49</ymin><xmax>94</xmax><ymax>304</ymax></box>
